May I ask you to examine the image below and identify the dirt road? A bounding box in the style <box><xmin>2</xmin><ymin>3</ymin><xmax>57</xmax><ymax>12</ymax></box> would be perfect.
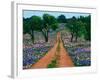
<box><xmin>58</xmin><ymin>32</ymin><xmax>74</xmax><ymax>67</ymax></box>
<box><xmin>31</xmin><ymin>32</ymin><xmax>74</xmax><ymax>68</ymax></box>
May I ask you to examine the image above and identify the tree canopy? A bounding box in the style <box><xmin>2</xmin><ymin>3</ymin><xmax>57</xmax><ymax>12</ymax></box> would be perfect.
<box><xmin>57</xmin><ymin>14</ymin><xmax>66</xmax><ymax>23</ymax></box>
<box><xmin>66</xmin><ymin>16</ymin><xmax>90</xmax><ymax>42</ymax></box>
<box><xmin>23</xmin><ymin>14</ymin><xmax>58</xmax><ymax>43</ymax></box>
<box><xmin>23</xmin><ymin>13</ymin><xmax>91</xmax><ymax>43</ymax></box>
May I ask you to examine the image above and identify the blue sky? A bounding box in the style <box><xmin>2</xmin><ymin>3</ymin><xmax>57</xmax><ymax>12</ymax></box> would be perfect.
<box><xmin>23</xmin><ymin>10</ymin><xmax>90</xmax><ymax>19</ymax></box>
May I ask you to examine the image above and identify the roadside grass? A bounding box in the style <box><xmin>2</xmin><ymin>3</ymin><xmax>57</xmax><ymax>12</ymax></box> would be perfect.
<box><xmin>47</xmin><ymin>58</ymin><xmax>57</xmax><ymax>68</ymax></box>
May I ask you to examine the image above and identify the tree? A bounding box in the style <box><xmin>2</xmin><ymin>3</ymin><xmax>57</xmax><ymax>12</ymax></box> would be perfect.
<box><xmin>23</xmin><ymin>18</ymin><xmax>31</xmax><ymax>34</ymax></box>
<box><xmin>57</xmin><ymin>14</ymin><xmax>66</xmax><ymax>23</ymax></box>
<box><xmin>42</xmin><ymin>14</ymin><xmax>58</xmax><ymax>42</ymax></box>
<box><xmin>78</xmin><ymin>15</ymin><xmax>91</xmax><ymax>40</ymax></box>
<box><xmin>74</xmin><ymin>21</ymin><xmax>86</xmax><ymax>42</ymax></box>
<box><xmin>66</xmin><ymin>16</ymin><xmax>86</xmax><ymax>42</ymax></box>
<box><xmin>85</xmin><ymin>15</ymin><xmax>91</xmax><ymax>40</ymax></box>
<box><xmin>51</xmin><ymin>23</ymin><xmax>58</xmax><ymax>31</ymax></box>
<box><xmin>29</xmin><ymin>16</ymin><xmax>42</xmax><ymax>43</ymax></box>
<box><xmin>66</xmin><ymin>16</ymin><xmax>76</xmax><ymax>42</ymax></box>
<box><xmin>23</xmin><ymin>14</ymin><xmax>58</xmax><ymax>43</ymax></box>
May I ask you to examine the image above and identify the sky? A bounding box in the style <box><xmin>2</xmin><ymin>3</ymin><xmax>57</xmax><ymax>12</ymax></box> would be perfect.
<box><xmin>23</xmin><ymin>10</ymin><xmax>90</xmax><ymax>19</ymax></box>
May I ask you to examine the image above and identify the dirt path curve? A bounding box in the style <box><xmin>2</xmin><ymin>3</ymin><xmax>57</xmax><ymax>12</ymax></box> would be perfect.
<box><xmin>31</xmin><ymin>32</ymin><xmax>74</xmax><ymax>68</ymax></box>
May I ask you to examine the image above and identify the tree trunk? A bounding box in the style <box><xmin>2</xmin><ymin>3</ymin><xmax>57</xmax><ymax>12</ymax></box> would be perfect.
<box><xmin>31</xmin><ymin>30</ymin><xmax>34</xmax><ymax>43</ymax></box>
<box><xmin>71</xmin><ymin>33</ymin><xmax>74</xmax><ymax>42</ymax></box>
<box><xmin>44</xmin><ymin>31</ymin><xmax>48</xmax><ymax>42</ymax></box>
<box><xmin>41</xmin><ymin>30</ymin><xmax>48</xmax><ymax>42</ymax></box>
<box><xmin>45</xmin><ymin>31</ymin><xmax>48</xmax><ymax>42</ymax></box>
<box><xmin>45</xmin><ymin>36</ymin><xmax>48</xmax><ymax>42</ymax></box>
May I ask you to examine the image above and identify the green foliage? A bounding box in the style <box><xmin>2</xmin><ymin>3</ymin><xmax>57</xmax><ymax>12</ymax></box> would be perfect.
<box><xmin>42</xmin><ymin>14</ymin><xmax>58</xmax><ymax>42</ymax></box>
<box><xmin>29</xmin><ymin>16</ymin><xmax>42</xmax><ymax>43</ymax></box>
<box><xmin>51</xmin><ymin>23</ymin><xmax>58</xmax><ymax>31</ymax></box>
<box><xmin>23</xmin><ymin>16</ymin><xmax>42</xmax><ymax>43</ymax></box>
<box><xmin>57</xmin><ymin>14</ymin><xmax>66</xmax><ymax>23</ymax></box>
<box><xmin>74</xmin><ymin>21</ymin><xmax>86</xmax><ymax>37</ymax></box>
<box><xmin>66</xmin><ymin>16</ymin><xmax>90</xmax><ymax>42</ymax></box>
<box><xmin>47</xmin><ymin>59</ymin><xmax>57</xmax><ymax>68</ymax></box>
<box><xmin>79</xmin><ymin>15</ymin><xmax>91</xmax><ymax>40</ymax></box>
<box><xmin>23</xmin><ymin>13</ymin><xmax>91</xmax><ymax>43</ymax></box>
<box><xmin>30</xmin><ymin>16</ymin><xmax>42</xmax><ymax>31</ymax></box>
<box><xmin>66</xmin><ymin>16</ymin><xmax>77</xmax><ymax>42</ymax></box>
<box><xmin>43</xmin><ymin>14</ymin><xmax>58</xmax><ymax>30</ymax></box>
<box><xmin>23</xmin><ymin>18</ymin><xmax>31</xmax><ymax>34</ymax></box>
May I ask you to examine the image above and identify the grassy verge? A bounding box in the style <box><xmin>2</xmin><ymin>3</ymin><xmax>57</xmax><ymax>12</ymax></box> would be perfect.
<box><xmin>47</xmin><ymin>58</ymin><xmax>57</xmax><ymax>68</ymax></box>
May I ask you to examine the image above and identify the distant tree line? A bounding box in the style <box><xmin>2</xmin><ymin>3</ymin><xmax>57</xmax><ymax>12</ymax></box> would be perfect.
<box><xmin>23</xmin><ymin>13</ymin><xmax>91</xmax><ymax>43</ymax></box>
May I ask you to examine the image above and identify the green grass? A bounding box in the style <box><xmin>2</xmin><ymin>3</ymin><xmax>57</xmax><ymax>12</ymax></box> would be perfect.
<box><xmin>47</xmin><ymin>59</ymin><xmax>57</xmax><ymax>68</ymax></box>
